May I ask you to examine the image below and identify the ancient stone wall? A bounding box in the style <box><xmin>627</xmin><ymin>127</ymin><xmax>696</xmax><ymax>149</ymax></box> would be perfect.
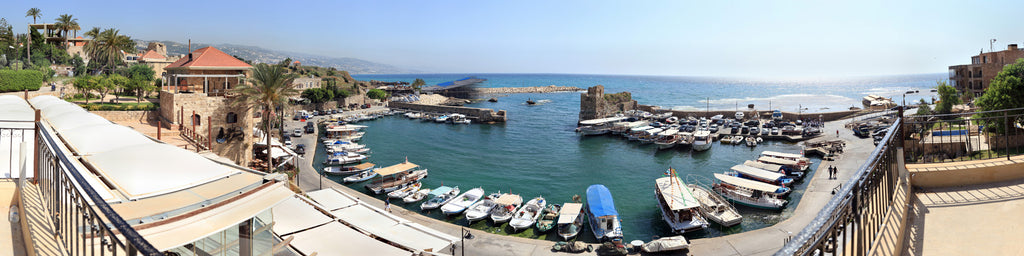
<box><xmin>158</xmin><ymin>91</ymin><xmax>254</xmax><ymax>166</ymax></box>
<box><xmin>578</xmin><ymin>85</ymin><xmax>637</xmax><ymax>120</ymax></box>
<box><xmin>389</xmin><ymin>102</ymin><xmax>507</xmax><ymax>123</ymax></box>
<box><xmin>90</xmin><ymin>110</ymin><xmax>160</xmax><ymax>123</ymax></box>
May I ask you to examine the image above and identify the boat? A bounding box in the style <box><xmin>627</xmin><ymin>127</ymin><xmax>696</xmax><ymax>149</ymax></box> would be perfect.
<box><xmin>675</xmin><ymin>132</ymin><xmax>694</xmax><ymax>147</ymax></box>
<box><xmin>464</xmin><ymin>192</ymin><xmax>501</xmax><ymax>222</ymax></box>
<box><xmin>536</xmin><ymin>204</ymin><xmax>561</xmax><ymax>233</ymax></box>
<box><xmin>654</xmin><ymin>129</ymin><xmax>682</xmax><ymax>150</ymax></box>
<box><xmin>655</xmin><ymin>170</ymin><xmax>709</xmax><ymax>234</ymax></box>
<box><xmin>726</xmin><ymin>164</ymin><xmax>794</xmax><ymax>186</ymax></box>
<box><xmin>580</xmin><ymin>125</ymin><xmax>611</xmax><ymax>136</ymax></box>
<box><xmin>760</xmin><ymin>151</ymin><xmax>812</xmax><ymax>171</ymax></box>
<box><xmin>526</xmin><ymin>98</ymin><xmax>536</xmax><ymax>105</ymax></box>
<box><xmin>440</xmin><ymin>187</ymin><xmax>485</xmax><ymax>215</ymax></box>
<box><xmin>323</xmin><ymin>162</ymin><xmax>375</xmax><ymax>176</ymax></box>
<box><xmin>665</xmin><ymin>116</ymin><xmax>679</xmax><ymax>124</ymax></box>
<box><xmin>387</xmin><ymin>182</ymin><xmax>422</xmax><ymax>199</ymax></box>
<box><xmin>323</xmin><ymin>151</ymin><xmax>368</xmax><ymax>166</ymax></box>
<box><xmin>692</xmin><ymin>130</ymin><xmax>713</xmax><ymax>152</ymax></box>
<box><xmin>342</xmin><ymin>170</ymin><xmax>378</xmax><ymax>183</ymax></box>
<box><xmin>556</xmin><ymin>203</ymin><xmax>585</xmax><ymax>240</ymax></box>
<box><xmin>490</xmin><ymin>194</ymin><xmax>524</xmax><ymax>224</ymax></box>
<box><xmin>687</xmin><ymin>184</ymin><xmax>742</xmax><ymax>227</ymax></box>
<box><xmin>712</xmin><ymin>173</ymin><xmax>789</xmax><ymax>210</ymax></box>
<box><xmin>638</xmin><ymin>128</ymin><xmax>665</xmax><ymax>144</ymax></box>
<box><xmin>744</xmin><ymin>160</ymin><xmax>803</xmax><ymax>179</ymax></box>
<box><xmin>735</xmin><ymin>111</ymin><xmax>744</xmax><ymax>120</ymax></box>
<box><xmin>510</xmin><ymin>196</ymin><xmax>547</xmax><ymax>231</ymax></box>
<box><xmin>365</xmin><ymin>161</ymin><xmax>428</xmax><ymax>194</ymax></box>
<box><xmin>625</xmin><ymin>126</ymin><xmax>653</xmax><ymax>140</ymax></box>
<box><xmin>488</xmin><ymin>98</ymin><xmax>498</xmax><ymax>102</ymax></box>
<box><xmin>403</xmin><ymin>188</ymin><xmax>432</xmax><ymax>203</ymax></box>
<box><xmin>434</xmin><ymin>114</ymin><xmax>450</xmax><ymax>123</ymax></box>
<box><xmin>420</xmin><ymin>186</ymin><xmax>460</xmax><ymax>210</ymax></box>
<box><xmin>585</xmin><ymin>184</ymin><xmax>623</xmax><ymax>241</ymax></box>
<box><xmin>745</xmin><ymin>136</ymin><xmax>758</xmax><ymax>147</ymax></box>
<box><xmin>641</xmin><ymin>236</ymin><xmax>689</xmax><ymax>253</ymax></box>
<box><xmin>449</xmin><ymin>114</ymin><xmax>471</xmax><ymax>124</ymax></box>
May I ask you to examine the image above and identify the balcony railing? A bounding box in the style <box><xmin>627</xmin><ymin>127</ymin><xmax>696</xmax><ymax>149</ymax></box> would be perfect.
<box><xmin>903</xmin><ymin>107</ymin><xmax>1024</xmax><ymax>163</ymax></box>
<box><xmin>776</xmin><ymin>117</ymin><xmax>903</xmax><ymax>255</ymax></box>
<box><xmin>34</xmin><ymin>122</ymin><xmax>162</xmax><ymax>255</ymax></box>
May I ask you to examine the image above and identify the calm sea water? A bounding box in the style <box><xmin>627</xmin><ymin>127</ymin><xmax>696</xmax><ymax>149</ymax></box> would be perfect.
<box><xmin>312</xmin><ymin>73</ymin><xmax>944</xmax><ymax>242</ymax></box>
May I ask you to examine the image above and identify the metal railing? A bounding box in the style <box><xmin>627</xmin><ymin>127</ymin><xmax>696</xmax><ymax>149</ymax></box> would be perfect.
<box><xmin>903</xmin><ymin>107</ymin><xmax>1024</xmax><ymax>163</ymax></box>
<box><xmin>776</xmin><ymin>117</ymin><xmax>903</xmax><ymax>256</ymax></box>
<box><xmin>35</xmin><ymin>122</ymin><xmax>162</xmax><ymax>255</ymax></box>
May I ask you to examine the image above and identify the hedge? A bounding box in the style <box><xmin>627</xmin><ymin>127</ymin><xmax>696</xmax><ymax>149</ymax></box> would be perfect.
<box><xmin>79</xmin><ymin>102</ymin><xmax>159</xmax><ymax>111</ymax></box>
<box><xmin>0</xmin><ymin>70</ymin><xmax>43</xmax><ymax>92</ymax></box>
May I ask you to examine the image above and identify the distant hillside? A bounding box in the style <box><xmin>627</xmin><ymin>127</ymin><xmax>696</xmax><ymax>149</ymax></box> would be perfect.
<box><xmin>134</xmin><ymin>40</ymin><xmax>417</xmax><ymax>74</ymax></box>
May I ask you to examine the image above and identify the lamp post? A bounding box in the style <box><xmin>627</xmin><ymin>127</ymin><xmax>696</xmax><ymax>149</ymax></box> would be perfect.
<box><xmin>460</xmin><ymin>227</ymin><xmax>473</xmax><ymax>256</ymax></box>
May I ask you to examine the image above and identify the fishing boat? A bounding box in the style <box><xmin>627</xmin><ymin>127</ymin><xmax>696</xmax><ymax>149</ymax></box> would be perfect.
<box><xmin>535</xmin><ymin>204</ymin><xmax>561</xmax><ymax>233</ymax></box>
<box><xmin>638</xmin><ymin>128</ymin><xmax>664</xmax><ymax>144</ymax></box>
<box><xmin>556</xmin><ymin>203</ymin><xmax>585</xmax><ymax>240</ymax></box>
<box><xmin>580</xmin><ymin>125</ymin><xmax>611</xmax><ymax>136</ymax></box>
<box><xmin>757</xmin><ymin>156</ymin><xmax>809</xmax><ymax>173</ymax></box>
<box><xmin>441</xmin><ymin>187</ymin><xmax>485</xmax><ymax>215</ymax></box>
<box><xmin>464</xmin><ymin>192</ymin><xmax>501</xmax><ymax>222</ymax></box>
<box><xmin>365</xmin><ymin>161</ymin><xmax>428</xmax><ymax>194</ymax></box>
<box><xmin>323</xmin><ymin>162</ymin><xmax>375</xmax><ymax>176</ymax></box>
<box><xmin>654</xmin><ymin>129</ymin><xmax>682</xmax><ymax>150</ymax></box>
<box><xmin>760</xmin><ymin>151</ymin><xmax>812</xmax><ymax>171</ymax></box>
<box><xmin>585</xmin><ymin>184</ymin><xmax>623</xmax><ymax>241</ymax></box>
<box><xmin>675</xmin><ymin>132</ymin><xmax>694</xmax><ymax>147</ymax></box>
<box><xmin>655</xmin><ymin>171</ymin><xmax>709</xmax><ymax>234</ymax></box>
<box><xmin>625</xmin><ymin>126</ymin><xmax>653</xmax><ymax>140</ymax></box>
<box><xmin>743</xmin><ymin>160</ymin><xmax>803</xmax><ymax>179</ymax></box>
<box><xmin>712</xmin><ymin>173</ymin><xmax>789</xmax><ymax>210</ymax></box>
<box><xmin>323</xmin><ymin>125</ymin><xmax>365</xmax><ymax>142</ymax></box>
<box><xmin>745</xmin><ymin>136</ymin><xmax>758</xmax><ymax>147</ymax></box>
<box><xmin>526</xmin><ymin>98</ymin><xmax>536</xmax><ymax>105</ymax></box>
<box><xmin>692</xmin><ymin>130</ymin><xmax>713</xmax><ymax>152</ymax></box>
<box><xmin>403</xmin><ymin>188</ymin><xmax>432</xmax><ymax>203</ymax></box>
<box><xmin>510</xmin><ymin>196</ymin><xmax>547</xmax><ymax>231</ymax></box>
<box><xmin>342</xmin><ymin>169</ymin><xmax>377</xmax><ymax>183</ymax></box>
<box><xmin>687</xmin><ymin>184</ymin><xmax>742</xmax><ymax>227</ymax></box>
<box><xmin>726</xmin><ymin>164</ymin><xmax>794</xmax><ymax>186</ymax></box>
<box><xmin>421</xmin><ymin>186</ymin><xmax>460</xmax><ymax>210</ymax></box>
<box><xmin>387</xmin><ymin>182</ymin><xmax>422</xmax><ymax>199</ymax></box>
<box><xmin>490</xmin><ymin>194</ymin><xmax>523</xmax><ymax>224</ymax></box>
<box><xmin>434</xmin><ymin>114</ymin><xmax>450</xmax><ymax>123</ymax></box>
<box><xmin>323</xmin><ymin>151</ymin><xmax>367</xmax><ymax>166</ymax></box>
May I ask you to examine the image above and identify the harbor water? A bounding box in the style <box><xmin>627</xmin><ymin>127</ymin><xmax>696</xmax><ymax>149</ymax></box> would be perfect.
<box><xmin>313</xmin><ymin>73</ymin><xmax>944</xmax><ymax>242</ymax></box>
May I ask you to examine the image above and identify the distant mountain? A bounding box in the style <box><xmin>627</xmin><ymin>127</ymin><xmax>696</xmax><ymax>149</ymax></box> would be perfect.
<box><xmin>134</xmin><ymin>40</ymin><xmax>417</xmax><ymax>74</ymax></box>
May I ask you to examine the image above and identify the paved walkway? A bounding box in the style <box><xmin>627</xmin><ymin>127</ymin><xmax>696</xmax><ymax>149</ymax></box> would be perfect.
<box><xmin>902</xmin><ymin>178</ymin><xmax>1024</xmax><ymax>255</ymax></box>
<box><xmin>291</xmin><ymin>110</ymin><xmax>880</xmax><ymax>256</ymax></box>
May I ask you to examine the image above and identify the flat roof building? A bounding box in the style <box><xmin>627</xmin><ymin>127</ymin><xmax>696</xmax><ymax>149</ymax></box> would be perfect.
<box><xmin>948</xmin><ymin>44</ymin><xmax>1024</xmax><ymax>97</ymax></box>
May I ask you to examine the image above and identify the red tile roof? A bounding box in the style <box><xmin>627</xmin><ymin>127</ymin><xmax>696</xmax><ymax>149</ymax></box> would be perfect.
<box><xmin>139</xmin><ymin>50</ymin><xmax>166</xmax><ymax>60</ymax></box>
<box><xmin>166</xmin><ymin>46</ymin><xmax>252</xmax><ymax>69</ymax></box>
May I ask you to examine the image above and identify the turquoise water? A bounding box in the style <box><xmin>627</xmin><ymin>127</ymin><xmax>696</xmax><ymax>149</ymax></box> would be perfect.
<box><xmin>313</xmin><ymin>73</ymin><xmax>943</xmax><ymax>242</ymax></box>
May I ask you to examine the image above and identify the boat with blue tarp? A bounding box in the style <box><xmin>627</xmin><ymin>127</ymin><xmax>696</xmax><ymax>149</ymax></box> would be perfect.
<box><xmin>585</xmin><ymin>184</ymin><xmax>623</xmax><ymax>241</ymax></box>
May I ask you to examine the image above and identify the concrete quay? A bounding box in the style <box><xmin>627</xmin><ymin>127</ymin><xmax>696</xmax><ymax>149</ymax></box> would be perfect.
<box><xmin>290</xmin><ymin>109</ymin><xmax>877</xmax><ymax>256</ymax></box>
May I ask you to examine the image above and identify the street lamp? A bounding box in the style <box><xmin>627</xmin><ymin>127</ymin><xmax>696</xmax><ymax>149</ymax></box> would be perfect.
<box><xmin>460</xmin><ymin>227</ymin><xmax>473</xmax><ymax>256</ymax></box>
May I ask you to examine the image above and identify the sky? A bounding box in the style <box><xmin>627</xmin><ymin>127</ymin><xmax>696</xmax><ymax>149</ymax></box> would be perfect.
<box><xmin>3</xmin><ymin>0</ymin><xmax>1022</xmax><ymax>77</ymax></box>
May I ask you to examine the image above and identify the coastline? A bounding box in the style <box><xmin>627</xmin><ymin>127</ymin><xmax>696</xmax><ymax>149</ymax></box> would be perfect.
<box><xmin>475</xmin><ymin>86</ymin><xmax>584</xmax><ymax>94</ymax></box>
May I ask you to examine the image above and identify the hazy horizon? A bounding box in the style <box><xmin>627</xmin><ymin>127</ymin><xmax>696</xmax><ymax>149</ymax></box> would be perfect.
<box><xmin>4</xmin><ymin>0</ymin><xmax>1022</xmax><ymax>78</ymax></box>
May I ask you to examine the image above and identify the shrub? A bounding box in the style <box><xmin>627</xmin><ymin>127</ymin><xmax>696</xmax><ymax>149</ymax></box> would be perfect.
<box><xmin>0</xmin><ymin>70</ymin><xmax>43</xmax><ymax>92</ymax></box>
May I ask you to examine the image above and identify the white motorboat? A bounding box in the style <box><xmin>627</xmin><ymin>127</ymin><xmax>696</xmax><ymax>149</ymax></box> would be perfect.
<box><xmin>580</xmin><ymin>125</ymin><xmax>611</xmax><ymax>136</ymax></box>
<box><xmin>403</xmin><ymin>188</ymin><xmax>432</xmax><ymax>203</ymax></box>
<box><xmin>744</xmin><ymin>160</ymin><xmax>804</xmax><ymax>180</ymax></box>
<box><xmin>654</xmin><ymin>129</ymin><xmax>682</xmax><ymax>150</ymax></box>
<box><xmin>655</xmin><ymin>173</ymin><xmax>709</xmax><ymax>234</ymax></box>
<box><xmin>323</xmin><ymin>162</ymin><xmax>375</xmax><ymax>176</ymax></box>
<box><xmin>450</xmin><ymin>114</ymin><xmax>471</xmax><ymax>124</ymax></box>
<box><xmin>726</xmin><ymin>164</ymin><xmax>794</xmax><ymax>186</ymax></box>
<box><xmin>586</xmin><ymin>184</ymin><xmax>622</xmax><ymax>241</ymax></box>
<box><xmin>510</xmin><ymin>196</ymin><xmax>547</xmax><ymax>231</ymax></box>
<box><xmin>440</xmin><ymin>187</ymin><xmax>484</xmax><ymax>215</ymax></box>
<box><xmin>732</xmin><ymin>135</ymin><xmax>744</xmax><ymax>145</ymax></box>
<box><xmin>735</xmin><ymin>111</ymin><xmax>744</xmax><ymax>120</ymax></box>
<box><xmin>692</xmin><ymin>130</ymin><xmax>713</xmax><ymax>152</ymax></box>
<box><xmin>490</xmin><ymin>194</ymin><xmax>523</xmax><ymax>224</ymax></box>
<box><xmin>638</xmin><ymin>128</ymin><xmax>664</xmax><ymax>144</ymax></box>
<box><xmin>745</xmin><ymin>136</ymin><xmax>758</xmax><ymax>147</ymax></box>
<box><xmin>420</xmin><ymin>186</ymin><xmax>460</xmax><ymax>210</ymax></box>
<box><xmin>323</xmin><ymin>151</ymin><xmax>367</xmax><ymax>166</ymax></box>
<box><xmin>687</xmin><ymin>184</ymin><xmax>742</xmax><ymax>227</ymax></box>
<box><xmin>434</xmin><ymin>115</ymin><xmax>450</xmax><ymax>123</ymax></box>
<box><xmin>342</xmin><ymin>170</ymin><xmax>377</xmax><ymax>183</ymax></box>
<box><xmin>557</xmin><ymin>203</ymin><xmax>585</xmax><ymax>240</ymax></box>
<box><xmin>387</xmin><ymin>182</ymin><xmax>422</xmax><ymax>199</ymax></box>
<box><xmin>760</xmin><ymin>151</ymin><xmax>812</xmax><ymax>171</ymax></box>
<box><xmin>712</xmin><ymin>173</ymin><xmax>788</xmax><ymax>210</ymax></box>
<box><xmin>464</xmin><ymin>192</ymin><xmax>501</xmax><ymax>222</ymax></box>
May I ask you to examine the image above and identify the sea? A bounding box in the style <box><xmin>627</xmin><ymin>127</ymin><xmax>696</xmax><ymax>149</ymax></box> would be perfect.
<box><xmin>311</xmin><ymin>73</ymin><xmax>945</xmax><ymax>242</ymax></box>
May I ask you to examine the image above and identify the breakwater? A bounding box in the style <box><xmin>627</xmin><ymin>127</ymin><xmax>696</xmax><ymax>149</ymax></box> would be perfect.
<box><xmin>475</xmin><ymin>85</ymin><xmax>583</xmax><ymax>94</ymax></box>
<box><xmin>388</xmin><ymin>102</ymin><xmax>507</xmax><ymax>123</ymax></box>
<box><xmin>638</xmin><ymin>105</ymin><xmax>864</xmax><ymax>122</ymax></box>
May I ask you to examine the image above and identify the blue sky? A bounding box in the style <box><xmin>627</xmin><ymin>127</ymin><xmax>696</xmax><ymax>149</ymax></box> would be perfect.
<box><xmin>3</xmin><ymin>0</ymin><xmax>1022</xmax><ymax>77</ymax></box>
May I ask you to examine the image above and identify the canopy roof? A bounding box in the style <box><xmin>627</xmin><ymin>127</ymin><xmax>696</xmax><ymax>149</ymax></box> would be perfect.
<box><xmin>306</xmin><ymin>188</ymin><xmax>359</xmax><ymax>211</ymax></box>
<box><xmin>580</xmin><ymin>116</ymin><xmax>628</xmax><ymax>125</ymax></box>
<box><xmin>28</xmin><ymin>95</ymin><xmax>62</xmax><ymax>109</ymax></box>
<box><xmin>494</xmin><ymin>194</ymin><xmax>523</xmax><ymax>206</ymax></box>
<box><xmin>332</xmin><ymin>203</ymin><xmax>455</xmax><ymax>252</ymax></box>
<box><xmin>40</xmin><ymin>104</ymin><xmax>86</xmax><ymax>118</ymax></box>
<box><xmin>758</xmin><ymin>156</ymin><xmax>799</xmax><ymax>166</ymax></box>
<box><xmin>374</xmin><ymin>162</ymin><xmax>418</xmax><ymax>176</ymax></box>
<box><xmin>586</xmin><ymin>184</ymin><xmax>618</xmax><ymax>217</ymax></box>
<box><xmin>83</xmin><ymin>143</ymin><xmax>242</xmax><ymax>200</ymax></box>
<box><xmin>655</xmin><ymin>176</ymin><xmax>700</xmax><ymax>210</ymax></box>
<box><xmin>272</xmin><ymin>196</ymin><xmax>334</xmax><ymax>236</ymax></box>
<box><xmin>350</xmin><ymin>162</ymin><xmax>375</xmax><ymax>170</ymax></box>
<box><xmin>730</xmin><ymin>165</ymin><xmax>786</xmax><ymax>182</ymax></box>
<box><xmin>761</xmin><ymin>151</ymin><xmax>807</xmax><ymax>160</ymax></box>
<box><xmin>60</xmin><ymin>124</ymin><xmax>153</xmax><ymax>155</ymax></box>
<box><xmin>557</xmin><ymin>203</ymin><xmax>584</xmax><ymax>224</ymax></box>
<box><xmin>47</xmin><ymin>112</ymin><xmax>111</xmax><ymax>133</ymax></box>
<box><xmin>288</xmin><ymin>222</ymin><xmax>410</xmax><ymax>256</ymax></box>
<box><xmin>428</xmin><ymin>186</ymin><xmax>454</xmax><ymax>197</ymax></box>
<box><xmin>714</xmin><ymin>173</ymin><xmax>783</xmax><ymax>193</ymax></box>
<box><xmin>744</xmin><ymin>160</ymin><xmax>784</xmax><ymax>172</ymax></box>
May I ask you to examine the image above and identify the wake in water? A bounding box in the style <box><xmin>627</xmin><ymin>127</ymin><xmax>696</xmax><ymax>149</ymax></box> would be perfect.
<box><xmin>524</xmin><ymin>99</ymin><xmax>553</xmax><ymax>105</ymax></box>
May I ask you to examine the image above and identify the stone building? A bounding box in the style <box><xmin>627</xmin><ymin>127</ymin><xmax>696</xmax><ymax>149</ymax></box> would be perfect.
<box><xmin>137</xmin><ymin>42</ymin><xmax>178</xmax><ymax>80</ymax></box>
<box><xmin>579</xmin><ymin>85</ymin><xmax>637</xmax><ymax>121</ymax></box>
<box><xmin>159</xmin><ymin>46</ymin><xmax>255</xmax><ymax>167</ymax></box>
<box><xmin>949</xmin><ymin>44</ymin><xmax>1024</xmax><ymax>97</ymax></box>
<box><xmin>292</xmin><ymin>76</ymin><xmax>321</xmax><ymax>90</ymax></box>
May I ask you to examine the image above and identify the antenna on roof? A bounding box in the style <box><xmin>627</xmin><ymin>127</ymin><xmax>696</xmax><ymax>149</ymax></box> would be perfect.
<box><xmin>990</xmin><ymin>39</ymin><xmax>996</xmax><ymax>52</ymax></box>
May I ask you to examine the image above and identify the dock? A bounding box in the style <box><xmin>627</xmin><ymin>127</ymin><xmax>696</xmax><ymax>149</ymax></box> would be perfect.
<box><xmin>389</xmin><ymin>102</ymin><xmax>507</xmax><ymax>123</ymax></box>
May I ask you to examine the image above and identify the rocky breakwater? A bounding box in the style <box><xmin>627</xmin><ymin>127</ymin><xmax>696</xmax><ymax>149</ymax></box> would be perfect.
<box><xmin>579</xmin><ymin>85</ymin><xmax>638</xmax><ymax>121</ymax></box>
<box><xmin>475</xmin><ymin>85</ymin><xmax>583</xmax><ymax>94</ymax></box>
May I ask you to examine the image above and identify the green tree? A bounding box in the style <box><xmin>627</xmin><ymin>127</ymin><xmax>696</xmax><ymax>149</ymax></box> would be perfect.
<box><xmin>975</xmin><ymin>58</ymin><xmax>1024</xmax><ymax>133</ymax></box>
<box><xmin>301</xmin><ymin>88</ymin><xmax>334</xmax><ymax>110</ymax></box>
<box><xmin>85</xmin><ymin>28</ymin><xmax>135</xmax><ymax>73</ymax></box>
<box><xmin>107</xmin><ymin>74</ymin><xmax>129</xmax><ymax>103</ymax></box>
<box><xmin>229</xmin><ymin>63</ymin><xmax>298</xmax><ymax>172</ymax></box>
<box><xmin>72</xmin><ymin>75</ymin><xmax>97</xmax><ymax>103</ymax></box>
<box><xmin>915</xmin><ymin>99</ymin><xmax>932</xmax><ymax>116</ymax></box>
<box><xmin>53</xmin><ymin>14</ymin><xmax>78</xmax><ymax>47</ymax></box>
<box><xmin>366</xmin><ymin>88</ymin><xmax>388</xmax><ymax>100</ymax></box>
<box><xmin>933</xmin><ymin>81</ymin><xmax>960</xmax><ymax>115</ymax></box>
<box><xmin>25</xmin><ymin>8</ymin><xmax>41</xmax><ymax>24</ymax></box>
<box><xmin>411</xmin><ymin>78</ymin><xmax>425</xmax><ymax>91</ymax></box>
<box><xmin>83</xmin><ymin>27</ymin><xmax>100</xmax><ymax>39</ymax></box>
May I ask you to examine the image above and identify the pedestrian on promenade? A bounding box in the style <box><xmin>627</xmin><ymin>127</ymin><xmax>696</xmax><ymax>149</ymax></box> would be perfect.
<box><xmin>385</xmin><ymin>199</ymin><xmax>392</xmax><ymax>212</ymax></box>
<box><xmin>836</xmin><ymin>130</ymin><xmax>840</xmax><ymax>137</ymax></box>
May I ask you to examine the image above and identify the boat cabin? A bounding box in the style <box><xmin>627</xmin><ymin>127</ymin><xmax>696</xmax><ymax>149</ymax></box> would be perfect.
<box><xmin>655</xmin><ymin>176</ymin><xmax>706</xmax><ymax>233</ymax></box>
<box><xmin>586</xmin><ymin>185</ymin><xmax>623</xmax><ymax>241</ymax></box>
<box><xmin>365</xmin><ymin>161</ymin><xmax>425</xmax><ymax>193</ymax></box>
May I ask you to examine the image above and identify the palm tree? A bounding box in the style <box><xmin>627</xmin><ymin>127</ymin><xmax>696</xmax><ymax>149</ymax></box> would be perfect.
<box><xmin>84</xmin><ymin>27</ymin><xmax>100</xmax><ymax>39</ymax></box>
<box><xmin>84</xmin><ymin>28</ymin><xmax>135</xmax><ymax>73</ymax></box>
<box><xmin>230</xmin><ymin>63</ymin><xmax>299</xmax><ymax>172</ymax></box>
<box><xmin>54</xmin><ymin>14</ymin><xmax>78</xmax><ymax>46</ymax></box>
<box><xmin>25</xmin><ymin>8</ymin><xmax>41</xmax><ymax>24</ymax></box>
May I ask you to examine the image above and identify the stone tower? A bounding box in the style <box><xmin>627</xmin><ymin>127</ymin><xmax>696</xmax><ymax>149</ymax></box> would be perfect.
<box><xmin>147</xmin><ymin>42</ymin><xmax>167</xmax><ymax>56</ymax></box>
<box><xmin>579</xmin><ymin>85</ymin><xmax>638</xmax><ymax>121</ymax></box>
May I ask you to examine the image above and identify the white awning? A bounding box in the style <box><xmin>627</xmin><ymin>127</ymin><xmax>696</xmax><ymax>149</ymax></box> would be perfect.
<box><xmin>730</xmin><ymin>165</ymin><xmax>786</xmax><ymax>182</ymax></box>
<box><xmin>39</xmin><ymin>103</ymin><xmax>86</xmax><ymax>118</ymax></box>
<box><xmin>82</xmin><ymin>143</ymin><xmax>242</xmax><ymax>200</ymax></box>
<box><xmin>655</xmin><ymin>176</ymin><xmax>700</xmax><ymax>210</ymax></box>
<box><xmin>47</xmin><ymin>112</ymin><xmax>111</xmax><ymax>132</ymax></box>
<box><xmin>306</xmin><ymin>188</ymin><xmax>359</xmax><ymax>211</ymax></box>
<box><xmin>713</xmin><ymin>173</ymin><xmax>782</xmax><ymax>193</ymax></box>
<box><xmin>60</xmin><ymin>124</ymin><xmax>153</xmax><ymax>155</ymax></box>
<box><xmin>287</xmin><ymin>222</ymin><xmax>411</xmax><ymax>256</ymax></box>
<box><xmin>272</xmin><ymin>196</ymin><xmax>334</xmax><ymax>236</ymax></box>
<box><xmin>557</xmin><ymin>203</ymin><xmax>583</xmax><ymax>224</ymax></box>
<box><xmin>332</xmin><ymin>203</ymin><xmax>455</xmax><ymax>253</ymax></box>
<box><xmin>27</xmin><ymin>95</ymin><xmax>62</xmax><ymax>109</ymax></box>
<box><xmin>761</xmin><ymin>151</ymin><xmax>808</xmax><ymax>161</ymax></box>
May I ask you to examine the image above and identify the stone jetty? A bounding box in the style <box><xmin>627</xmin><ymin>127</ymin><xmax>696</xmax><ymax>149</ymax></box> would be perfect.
<box><xmin>475</xmin><ymin>85</ymin><xmax>583</xmax><ymax>94</ymax></box>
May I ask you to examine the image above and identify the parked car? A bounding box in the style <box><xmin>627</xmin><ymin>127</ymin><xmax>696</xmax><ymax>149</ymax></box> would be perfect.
<box><xmin>283</xmin><ymin>136</ymin><xmax>292</xmax><ymax>146</ymax></box>
<box><xmin>293</xmin><ymin>128</ymin><xmax>303</xmax><ymax>137</ymax></box>
<box><xmin>293</xmin><ymin>115</ymin><xmax>300</xmax><ymax>121</ymax></box>
<box><xmin>295</xmin><ymin>144</ymin><xmax>306</xmax><ymax>155</ymax></box>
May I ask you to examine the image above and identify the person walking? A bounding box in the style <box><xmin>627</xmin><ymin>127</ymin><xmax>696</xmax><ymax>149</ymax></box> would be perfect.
<box><xmin>385</xmin><ymin>198</ymin><xmax>392</xmax><ymax>212</ymax></box>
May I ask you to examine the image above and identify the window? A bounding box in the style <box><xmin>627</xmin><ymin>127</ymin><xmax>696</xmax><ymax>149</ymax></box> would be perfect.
<box><xmin>226</xmin><ymin>112</ymin><xmax>238</xmax><ymax>124</ymax></box>
<box><xmin>193</xmin><ymin>114</ymin><xmax>201</xmax><ymax>126</ymax></box>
